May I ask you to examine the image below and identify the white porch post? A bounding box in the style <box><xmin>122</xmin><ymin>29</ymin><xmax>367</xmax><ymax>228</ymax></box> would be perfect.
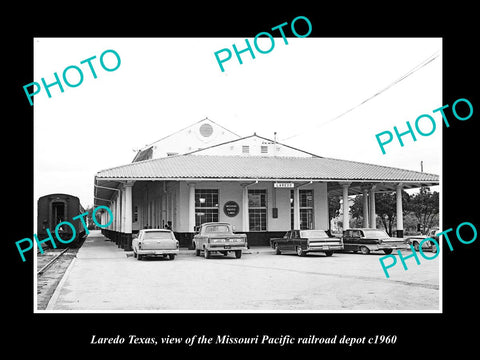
<box><xmin>124</xmin><ymin>182</ymin><xmax>133</xmax><ymax>250</ymax></box>
<box><xmin>293</xmin><ymin>186</ymin><xmax>300</xmax><ymax>229</ymax></box>
<box><xmin>341</xmin><ymin>183</ymin><xmax>351</xmax><ymax>230</ymax></box>
<box><xmin>121</xmin><ymin>184</ymin><xmax>126</xmax><ymax>234</ymax></box>
<box><xmin>162</xmin><ymin>182</ymin><xmax>167</xmax><ymax>228</ymax></box>
<box><xmin>116</xmin><ymin>193</ymin><xmax>121</xmax><ymax>233</ymax></box>
<box><xmin>115</xmin><ymin>191</ymin><xmax>122</xmax><ymax>247</ymax></box>
<box><xmin>111</xmin><ymin>198</ymin><xmax>115</xmax><ymax>231</ymax></box>
<box><xmin>242</xmin><ymin>185</ymin><xmax>249</xmax><ymax>232</ymax></box>
<box><xmin>189</xmin><ymin>183</ymin><xmax>196</xmax><ymax>232</ymax></box>
<box><xmin>124</xmin><ymin>183</ymin><xmax>133</xmax><ymax>234</ymax></box>
<box><xmin>369</xmin><ymin>185</ymin><xmax>377</xmax><ymax>229</ymax></box>
<box><xmin>396</xmin><ymin>183</ymin><xmax>404</xmax><ymax>237</ymax></box>
<box><xmin>362</xmin><ymin>186</ymin><xmax>369</xmax><ymax>228</ymax></box>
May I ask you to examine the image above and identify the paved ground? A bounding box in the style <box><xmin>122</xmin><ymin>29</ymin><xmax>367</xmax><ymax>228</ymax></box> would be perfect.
<box><xmin>46</xmin><ymin>230</ymin><xmax>440</xmax><ymax>311</ymax></box>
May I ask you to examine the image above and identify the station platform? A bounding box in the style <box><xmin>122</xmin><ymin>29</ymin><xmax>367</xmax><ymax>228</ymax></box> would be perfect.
<box><xmin>45</xmin><ymin>230</ymin><xmax>273</xmax><ymax>311</ymax></box>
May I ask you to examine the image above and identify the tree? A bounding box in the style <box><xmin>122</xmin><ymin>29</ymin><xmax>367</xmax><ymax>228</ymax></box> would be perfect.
<box><xmin>375</xmin><ymin>193</ymin><xmax>397</xmax><ymax>236</ymax></box>
<box><xmin>84</xmin><ymin>205</ymin><xmax>99</xmax><ymax>230</ymax></box>
<box><xmin>405</xmin><ymin>187</ymin><xmax>439</xmax><ymax>234</ymax></box>
<box><xmin>328</xmin><ymin>195</ymin><xmax>341</xmax><ymax>230</ymax></box>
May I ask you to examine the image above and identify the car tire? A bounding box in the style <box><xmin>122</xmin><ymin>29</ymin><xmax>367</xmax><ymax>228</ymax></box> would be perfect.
<box><xmin>137</xmin><ymin>254</ymin><xmax>143</xmax><ymax>261</ymax></box>
<box><xmin>168</xmin><ymin>254</ymin><xmax>175</xmax><ymax>260</ymax></box>
<box><xmin>204</xmin><ymin>249</ymin><xmax>210</xmax><ymax>259</ymax></box>
<box><xmin>360</xmin><ymin>246</ymin><xmax>370</xmax><ymax>255</ymax></box>
<box><xmin>195</xmin><ymin>249</ymin><xmax>200</xmax><ymax>256</ymax></box>
<box><xmin>133</xmin><ymin>250</ymin><xmax>137</xmax><ymax>258</ymax></box>
<box><xmin>274</xmin><ymin>243</ymin><xmax>281</xmax><ymax>255</ymax></box>
<box><xmin>383</xmin><ymin>249</ymin><xmax>393</xmax><ymax>255</ymax></box>
<box><xmin>413</xmin><ymin>241</ymin><xmax>420</xmax><ymax>251</ymax></box>
<box><xmin>324</xmin><ymin>251</ymin><xmax>333</xmax><ymax>257</ymax></box>
<box><xmin>296</xmin><ymin>246</ymin><xmax>306</xmax><ymax>257</ymax></box>
<box><xmin>235</xmin><ymin>250</ymin><xmax>242</xmax><ymax>259</ymax></box>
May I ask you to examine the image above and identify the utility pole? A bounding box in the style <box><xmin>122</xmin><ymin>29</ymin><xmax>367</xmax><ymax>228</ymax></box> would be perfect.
<box><xmin>273</xmin><ymin>132</ymin><xmax>277</xmax><ymax>157</ymax></box>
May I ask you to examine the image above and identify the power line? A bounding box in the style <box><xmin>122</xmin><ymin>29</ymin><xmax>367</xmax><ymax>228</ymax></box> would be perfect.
<box><xmin>281</xmin><ymin>50</ymin><xmax>440</xmax><ymax>141</ymax></box>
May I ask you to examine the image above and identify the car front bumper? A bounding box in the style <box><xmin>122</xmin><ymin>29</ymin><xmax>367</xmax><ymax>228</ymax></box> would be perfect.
<box><xmin>205</xmin><ymin>244</ymin><xmax>247</xmax><ymax>251</ymax></box>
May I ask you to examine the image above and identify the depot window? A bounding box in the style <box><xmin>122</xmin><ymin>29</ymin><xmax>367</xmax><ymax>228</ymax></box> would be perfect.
<box><xmin>195</xmin><ymin>189</ymin><xmax>219</xmax><ymax>226</ymax></box>
<box><xmin>248</xmin><ymin>189</ymin><xmax>267</xmax><ymax>231</ymax></box>
<box><xmin>290</xmin><ymin>190</ymin><xmax>314</xmax><ymax>230</ymax></box>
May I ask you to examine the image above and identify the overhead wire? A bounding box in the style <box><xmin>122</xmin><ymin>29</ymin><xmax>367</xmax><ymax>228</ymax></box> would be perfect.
<box><xmin>281</xmin><ymin>50</ymin><xmax>441</xmax><ymax>141</ymax></box>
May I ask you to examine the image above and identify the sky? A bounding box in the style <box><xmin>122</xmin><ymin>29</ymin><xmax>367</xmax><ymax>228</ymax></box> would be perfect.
<box><xmin>34</xmin><ymin>37</ymin><xmax>442</xmax><ymax>209</ymax></box>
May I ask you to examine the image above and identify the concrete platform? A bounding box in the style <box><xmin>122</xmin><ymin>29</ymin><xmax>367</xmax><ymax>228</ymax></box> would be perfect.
<box><xmin>46</xmin><ymin>230</ymin><xmax>440</xmax><ymax>312</ymax></box>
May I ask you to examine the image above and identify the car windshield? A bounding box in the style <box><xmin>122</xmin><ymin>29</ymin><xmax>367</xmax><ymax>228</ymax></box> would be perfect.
<box><xmin>362</xmin><ymin>229</ymin><xmax>390</xmax><ymax>238</ymax></box>
<box><xmin>204</xmin><ymin>225</ymin><xmax>230</xmax><ymax>233</ymax></box>
<box><xmin>143</xmin><ymin>231</ymin><xmax>172</xmax><ymax>240</ymax></box>
<box><xmin>300</xmin><ymin>230</ymin><xmax>329</xmax><ymax>238</ymax></box>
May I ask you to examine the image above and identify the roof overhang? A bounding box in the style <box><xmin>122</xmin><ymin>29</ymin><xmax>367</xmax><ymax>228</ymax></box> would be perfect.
<box><xmin>94</xmin><ymin>155</ymin><xmax>439</xmax><ymax>203</ymax></box>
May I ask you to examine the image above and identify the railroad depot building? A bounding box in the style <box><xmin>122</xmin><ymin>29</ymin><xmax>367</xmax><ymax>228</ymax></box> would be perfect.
<box><xmin>94</xmin><ymin>118</ymin><xmax>439</xmax><ymax>250</ymax></box>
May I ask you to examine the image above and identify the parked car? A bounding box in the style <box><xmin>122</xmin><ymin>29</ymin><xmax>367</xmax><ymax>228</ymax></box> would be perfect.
<box><xmin>406</xmin><ymin>228</ymin><xmax>439</xmax><ymax>253</ymax></box>
<box><xmin>342</xmin><ymin>228</ymin><xmax>409</xmax><ymax>255</ymax></box>
<box><xmin>132</xmin><ymin>229</ymin><xmax>179</xmax><ymax>260</ymax></box>
<box><xmin>270</xmin><ymin>229</ymin><xmax>343</xmax><ymax>257</ymax></box>
<box><xmin>192</xmin><ymin>222</ymin><xmax>247</xmax><ymax>259</ymax></box>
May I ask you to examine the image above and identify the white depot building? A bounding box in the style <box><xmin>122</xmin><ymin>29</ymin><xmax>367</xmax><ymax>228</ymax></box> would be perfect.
<box><xmin>94</xmin><ymin>118</ymin><xmax>439</xmax><ymax>250</ymax></box>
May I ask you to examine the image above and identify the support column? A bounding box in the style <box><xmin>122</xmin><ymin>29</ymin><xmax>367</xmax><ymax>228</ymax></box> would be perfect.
<box><xmin>242</xmin><ymin>185</ymin><xmax>249</xmax><ymax>232</ymax></box>
<box><xmin>189</xmin><ymin>183</ymin><xmax>196</xmax><ymax>232</ymax></box>
<box><xmin>396</xmin><ymin>183</ymin><xmax>404</xmax><ymax>238</ymax></box>
<box><xmin>341</xmin><ymin>183</ymin><xmax>351</xmax><ymax>230</ymax></box>
<box><xmin>161</xmin><ymin>194</ymin><xmax>167</xmax><ymax>228</ymax></box>
<box><xmin>369</xmin><ymin>185</ymin><xmax>377</xmax><ymax>229</ymax></box>
<box><xmin>293</xmin><ymin>186</ymin><xmax>300</xmax><ymax>229</ymax></box>
<box><xmin>124</xmin><ymin>182</ymin><xmax>133</xmax><ymax>250</ymax></box>
<box><xmin>116</xmin><ymin>190</ymin><xmax>122</xmax><ymax>247</ymax></box>
<box><xmin>111</xmin><ymin>199</ymin><xmax>116</xmax><ymax>232</ymax></box>
<box><xmin>362</xmin><ymin>186</ymin><xmax>369</xmax><ymax>228</ymax></box>
<box><xmin>120</xmin><ymin>185</ymin><xmax>127</xmax><ymax>248</ymax></box>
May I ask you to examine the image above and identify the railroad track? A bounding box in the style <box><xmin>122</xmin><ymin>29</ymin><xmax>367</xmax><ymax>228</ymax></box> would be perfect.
<box><xmin>36</xmin><ymin>247</ymin><xmax>79</xmax><ymax>310</ymax></box>
<box><xmin>37</xmin><ymin>247</ymin><xmax>71</xmax><ymax>276</ymax></box>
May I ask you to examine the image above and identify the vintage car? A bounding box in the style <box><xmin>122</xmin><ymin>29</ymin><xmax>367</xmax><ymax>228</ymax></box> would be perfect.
<box><xmin>192</xmin><ymin>222</ymin><xmax>247</xmax><ymax>259</ymax></box>
<box><xmin>132</xmin><ymin>229</ymin><xmax>179</xmax><ymax>260</ymax></box>
<box><xmin>405</xmin><ymin>228</ymin><xmax>439</xmax><ymax>253</ymax></box>
<box><xmin>342</xmin><ymin>228</ymin><xmax>409</xmax><ymax>255</ymax></box>
<box><xmin>270</xmin><ymin>229</ymin><xmax>344</xmax><ymax>257</ymax></box>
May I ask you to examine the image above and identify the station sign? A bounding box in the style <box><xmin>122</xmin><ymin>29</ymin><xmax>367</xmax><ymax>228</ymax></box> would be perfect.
<box><xmin>223</xmin><ymin>201</ymin><xmax>240</xmax><ymax>217</ymax></box>
<box><xmin>274</xmin><ymin>182</ymin><xmax>294</xmax><ymax>188</ymax></box>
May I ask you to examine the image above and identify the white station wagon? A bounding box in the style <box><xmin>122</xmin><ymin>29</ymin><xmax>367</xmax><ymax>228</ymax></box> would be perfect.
<box><xmin>132</xmin><ymin>229</ymin><xmax>179</xmax><ymax>260</ymax></box>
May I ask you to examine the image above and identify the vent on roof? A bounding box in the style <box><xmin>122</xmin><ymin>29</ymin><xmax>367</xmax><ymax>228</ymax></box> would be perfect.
<box><xmin>199</xmin><ymin>123</ymin><xmax>214</xmax><ymax>137</ymax></box>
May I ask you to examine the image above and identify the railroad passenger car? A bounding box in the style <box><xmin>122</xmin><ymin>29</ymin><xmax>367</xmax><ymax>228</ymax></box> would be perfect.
<box><xmin>37</xmin><ymin>193</ymin><xmax>86</xmax><ymax>248</ymax></box>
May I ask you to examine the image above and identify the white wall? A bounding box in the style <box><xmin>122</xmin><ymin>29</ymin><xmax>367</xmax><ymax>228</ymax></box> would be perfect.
<box><xmin>175</xmin><ymin>180</ymin><xmax>329</xmax><ymax>232</ymax></box>
<box><xmin>193</xmin><ymin>135</ymin><xmax>313</xmax><ymax>157</ymax></box>
<box><xmin>132</xmin><ymin>180</ymin><xmax>329</xmax><ymax>233</ymax></box>
<box><xmin>146</xmin><ymin>119</ymin><xmax>240</xmax><ymax>159</ymax></box>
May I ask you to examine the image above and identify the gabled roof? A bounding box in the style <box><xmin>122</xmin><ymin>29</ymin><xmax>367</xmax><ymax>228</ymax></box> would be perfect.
<box><xmin>132</xmin><ymin>117</ymin><xmax>241</xmax><ymax>162</ymax></box>
<box><xmin>96</xmin><ymin>154</ymin><xmax>439</xmax><ymax>184</ymax></box>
